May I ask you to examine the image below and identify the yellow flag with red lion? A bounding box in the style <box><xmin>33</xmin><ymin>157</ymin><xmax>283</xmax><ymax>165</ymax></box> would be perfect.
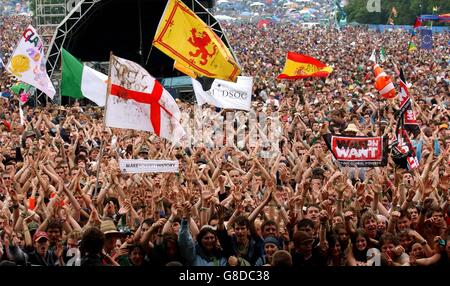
<box><xmin>153</xmin><ymin>0</ymin><xmax>241</xmax><ymax>82</ymax></box>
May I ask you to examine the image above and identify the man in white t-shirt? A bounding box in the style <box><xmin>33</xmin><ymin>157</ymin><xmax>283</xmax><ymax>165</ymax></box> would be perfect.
<box><xmin>266</xmin><ymin>92</ymin><xmax>279</xmax><ymax>109</ymax></box>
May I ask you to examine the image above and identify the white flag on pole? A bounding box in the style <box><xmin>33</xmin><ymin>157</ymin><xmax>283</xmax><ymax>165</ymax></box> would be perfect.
<box><xmin>6</xmin><ymin>25</ymin><xmax>55</xmax><ymax>99</ymax></box>
<box><xmin>192</xmin><ymin>76</ymin><xmax>253</xmax><ymax>111</ymax></box>
<box><xmin>19</xmin><ymin>103</ymin><xmax>25</xmax><ymax>125</ymax></box>
<box><xmin>369</xmin><ymin>49</ymin><xmax>377</xmax><ymax>63</ymax></box>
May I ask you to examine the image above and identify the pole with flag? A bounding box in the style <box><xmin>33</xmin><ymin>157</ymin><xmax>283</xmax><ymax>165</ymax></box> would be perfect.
<box><xmin>60</xmin><ymin>48</ymin><xmax>107</xmax><ymax>106</ymax></box>
<box><xmin>413</xmin><ymin>17</ymin><xmax>422</xmax><ymax>29</ymax></box>
<box><xmin>420</xmin><ymin>29</ymin><xmax>433</xmax><ymax>50</ymax></box>
<box><xmin>369</xmin><ymin>49</ymin><xmax>377</xmax><ymax>63</ymax></box>
<box><xmin>93</xmin><ymin>51</ymin><xmax>113</xmax><ymax>204</ymax></box>
<box><xmin>387</xmin><ymin>7</ymin><xmax>397</xmax><ymax>25</ymax></box>
<box><xmin>105</xmin><ymin>55</ymin><xmax>185</xmax><ymax>144</ymax></box>
<box><xmin>408</xmin><ymin>41</ymin><xmax>417</xmax><ymax>53</ymax></box>
<box><xmin>431</xmin><ymin>7</ymin><xmax>438</xmax><ymax>29</ymax></box>
<box><xmin>277</xmin><ymin>52</ymin><xmax>333</xmax><ymax>80</ymax></box>
<box><xmin>409</xmin><ymin>16</ymin><xmax>422</xmax><ymax>54</ymax></box>
<box><xmin>0</xmin><ymin>56</ymin><xmax>4</xmax><ymax>71</ymax></box>
<box><xmin>6</xmin><ymin>25</ymin><xmax>55</xmax><ymax>99</ymax></box>
<box><xmin>380</xmin><ymin>47</ymin><xmax>386</xmax><ymax>63</ymax></box>
<box><xmin>152</xmin><ymin>0</ymin><xmax>241</xmax><ymax>83</ymax></box>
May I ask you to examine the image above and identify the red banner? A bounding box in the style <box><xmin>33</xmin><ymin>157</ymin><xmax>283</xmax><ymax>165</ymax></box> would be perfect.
<box><xmin>397</xmin><ymin>69</ymin><xmax>420</xmax><ymax>137</ymax></box>
<box><xmin>323</xmin><ymin>134</ymin><xmax>388</xmax><ymax>167</ymax></box>
<box><xmin>392</xmin><ymin>127</ymin><xmax>419</xmax><ymax>170</ymax></box>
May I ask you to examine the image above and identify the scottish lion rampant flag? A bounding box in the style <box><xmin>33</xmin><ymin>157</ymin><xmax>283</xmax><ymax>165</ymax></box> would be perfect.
<box><xmin>153</xmin><ymin>0</ymin><xmax>241</xmax><ymax>82</ymax></box>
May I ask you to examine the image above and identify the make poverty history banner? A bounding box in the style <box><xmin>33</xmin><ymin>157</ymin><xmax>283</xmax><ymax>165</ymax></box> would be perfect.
<box><xmin>119</xmin><ymin>159</ymin><xmax>179</xmax><ymax>174</ymax></box>
<box><xmin>323</xmin><ymin>134</ymin><xmax>388</xmax><ymax>167</ymax></box>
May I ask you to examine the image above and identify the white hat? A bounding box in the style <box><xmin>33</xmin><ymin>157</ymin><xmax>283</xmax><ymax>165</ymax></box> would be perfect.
<box><xmin>344</xmin><ymin>123</ymin><xmax>360</xmax><ymax>133</ymax></box>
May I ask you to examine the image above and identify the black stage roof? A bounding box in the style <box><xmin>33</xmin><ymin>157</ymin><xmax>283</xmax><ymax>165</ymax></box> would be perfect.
<box><xmin>64</xmin><ymin>0</ymin><xmax>216</xmax><ymax>78</ymax></box>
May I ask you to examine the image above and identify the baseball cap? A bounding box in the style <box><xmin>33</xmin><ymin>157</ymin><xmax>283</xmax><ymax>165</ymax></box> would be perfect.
<box><xmin>33</xmin><ymin>231</ymin><xmax>49</xmax><ymax>242</ymax></box>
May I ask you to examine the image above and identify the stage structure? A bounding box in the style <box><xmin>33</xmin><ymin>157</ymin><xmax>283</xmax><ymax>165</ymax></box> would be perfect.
<box><xmin>34</xmin><ymin>0</ymin><xmax>67</xmax><ymax>51</ymax></box>
<box><xmin>35</xmin><ymin>0</ymin><xmax>230</xmax><ymax>105</ymax></box>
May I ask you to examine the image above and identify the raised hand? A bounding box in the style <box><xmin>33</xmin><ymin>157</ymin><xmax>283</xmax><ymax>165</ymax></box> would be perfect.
<box><xmin>406</xmin><ymin>189</ymin><xmax>416</xmax><ymax>202</ymax></box>
<box><xmin>215</xmin><ymin>204</ymin><xmax>227</xmax><ymax>222</ymax></box>
<box><xmin>201</xmin><ymin>186</ymin><xmax>212</xmax><ymax>202</ymax></box>
<box><xmin>89</xmin><ymin>208</ymin><xmax>101</xmax><ymax>226</ymax></box>
<box><xmin>319</xmin><ymin>209</ymin><xmax>329</xmax><ymax>224</ymax></box>
<box><xmin>217</xmin><ymin>175</ymin><xmax>226</xmax><ymax>186</ymax></box>
<box><xmin>344</xmin><ymin>211</ymin><xmax>354</xmax><ymax>221</ymax></box>
<box><xmin>118</xmin><ymin>202</ymin><xmax>131</xmax><ymax>216</ymax></box>
<box><xmin>390</xmin><ymin>210</ymin><xmax>401</xmax><ymax>222</ymax></box>
<box><xmin>335</xmin><ymin>175</ymin><xmax>347</xmax><ymax>193</ymax></box>
<box><xmin>181</xmin><ymin>201</ymin><xmax>192</xmax><ymax>219</ymax></box>
<box><xmin>152</xmin><ymin>218</ymin><xmax>168</xmax><ymax>229</ymax></box>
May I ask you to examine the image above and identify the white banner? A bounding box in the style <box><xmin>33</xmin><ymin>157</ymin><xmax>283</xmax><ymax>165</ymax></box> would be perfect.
<box><xmin>6</xmin><ymin>25</ymin><xmax>55</xmax><ymax>99</ymax></box>
<box><xmin>192</xmin><ymin>76</ymin><xmax>253</xmax><ymax>111</ymax></box>
<box><xmin>119</xmin><ymin>159</ymin><xmax>179</xmax><ymax>174</ymax></box>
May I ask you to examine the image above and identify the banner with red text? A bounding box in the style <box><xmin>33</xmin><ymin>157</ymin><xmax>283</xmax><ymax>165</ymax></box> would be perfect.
<box><xmin>323</xmin><ymin>134</ymin><xmax>388</xmax><ymax>167</ymax></box>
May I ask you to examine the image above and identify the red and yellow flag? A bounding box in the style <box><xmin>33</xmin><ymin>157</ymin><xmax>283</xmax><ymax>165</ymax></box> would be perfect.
<box><xmin>153</xmin><ymin>0</ymin><xmax>241</xmax><ymax>82</ymax></box>
<box><xmin>277</xmin><ymin>52</ymin><xmax>333</xmax><ymax>80</ymax></box>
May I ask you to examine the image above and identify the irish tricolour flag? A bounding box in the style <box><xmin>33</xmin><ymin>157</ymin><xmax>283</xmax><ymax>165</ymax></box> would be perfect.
<box><xmin>60</xmin><ymin>48</ymin><xmax>107</xmax><ymax>106</ymax></box>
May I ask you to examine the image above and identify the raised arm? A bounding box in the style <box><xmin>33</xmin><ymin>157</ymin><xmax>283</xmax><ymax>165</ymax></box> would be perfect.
<box><xmin>178</xmin><ymin>202</ymin><xmax>196</xmax><ymax>265</ymax></box>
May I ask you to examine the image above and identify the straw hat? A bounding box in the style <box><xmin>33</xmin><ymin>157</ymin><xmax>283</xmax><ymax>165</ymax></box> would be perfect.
<box><xmin>100</xmin><ymin>219</ymin><xmax>119</xmax><ymax>235</ymax></box>
<box><xmin>344</xmin><ymin>123</ymin><xmax>360</xmax><ymax>134</ymax></box>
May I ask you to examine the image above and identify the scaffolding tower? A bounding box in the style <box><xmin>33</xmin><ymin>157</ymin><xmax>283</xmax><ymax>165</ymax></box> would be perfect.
<box><xmin>34</xmin><ymin>0</ymin><xmax>70</xmax><ymax>51</ymax></box>
<box><xmin>34</xmin><ymin>0</ymin><xmax>69</xmax><ymax>105</ymax></box>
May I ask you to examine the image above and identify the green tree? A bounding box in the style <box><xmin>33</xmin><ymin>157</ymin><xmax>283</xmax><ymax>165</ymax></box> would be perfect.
<box><xmin>345</xmin><ymin>0</ymin><xmax>450</xmax><ymax>25</ymax></box>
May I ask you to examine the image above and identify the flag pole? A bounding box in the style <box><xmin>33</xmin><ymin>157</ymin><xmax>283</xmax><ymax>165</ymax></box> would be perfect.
<box><xmin>93</xmin><ymin>51</ymin><xmax>113</xmax><ymax>207</ymax></box>
<box><xmin>145</xmin><ymin>45</ymin><xmax>154</xmax><ymax>66</ymax></box>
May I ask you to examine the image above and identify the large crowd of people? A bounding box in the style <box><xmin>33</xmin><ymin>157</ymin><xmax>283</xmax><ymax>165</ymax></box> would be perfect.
<box><xmin>0</xmin><ymin>11</ymin><xmax>449</xmax><ymax>267</ymax></box>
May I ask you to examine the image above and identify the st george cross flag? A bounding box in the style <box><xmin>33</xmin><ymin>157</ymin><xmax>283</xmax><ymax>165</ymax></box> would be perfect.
<box><xmin>105</xmin><ymin>55</ymin><xmax>185</xmax><ymax>144</ymax></box>
<box><xmin>6</xmin><ymin>25</ymin><xmax>55</xmax><ymax>99</ymax></box>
